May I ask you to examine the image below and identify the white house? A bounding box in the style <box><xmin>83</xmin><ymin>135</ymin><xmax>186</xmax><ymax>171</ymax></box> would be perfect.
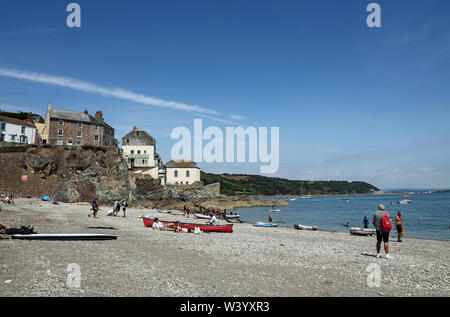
<box><xmin>0</xmin><ymin>116</ymin><xmax>36</xmax><ymax>144</ymax></box>
<box><xmin>165</xmin><ymin>159</ymin><xmax>201</xmax><ymax>186</ymax></box>
<box><xmin>122</xmin><ymin>127</ymin><xmax>164</xmax><ymax>181</ymax></box>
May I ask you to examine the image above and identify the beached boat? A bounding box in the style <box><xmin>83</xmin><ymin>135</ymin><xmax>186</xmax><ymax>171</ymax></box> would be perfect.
<box><xmin>349</xmin><ymin>227</ymin><xmax>376</xmax><ymax>236</ymax></box>
<box><xmin>143</xmin><ymin>217</ymin><xmax>233</xmax><ymax>233</ymax></box>
<box><xmin>225</xmin><ymin>214</ymin><xmax>241</xmax><ymax>223</ymax></box>
<box><xmin>294</xmin><ymin>224</ymin><xmax>318</xmax><ymax>231</ymax></box>
<box><xmin>397</xmin><ymin>199</ymin><xmax>412</xmax><ymax>205</ymax></box>
<box><xmin>168</xmin><ymin>210</ymin><xmax>184</xmax><ymax>216</ymax></box>
<box><xmin>12</xmin><ymin>234</ymin><xmax>117</xmax><ymax>241</ymax></box>
<box><xmin>194</xmin><ymin>213</ymin><xmax>211</xmax><ymax>220</ymax></box>
<box><xmin>253</xmin><ymin>222</ymin><xmax>278</xmax><ymax>227</ymax></box>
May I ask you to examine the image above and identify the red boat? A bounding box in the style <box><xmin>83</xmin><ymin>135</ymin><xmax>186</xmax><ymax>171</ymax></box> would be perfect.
<box><xmin>143</xmin><ymin>217</ymin><xmax>233</xmax><ymax>233</ymax></box>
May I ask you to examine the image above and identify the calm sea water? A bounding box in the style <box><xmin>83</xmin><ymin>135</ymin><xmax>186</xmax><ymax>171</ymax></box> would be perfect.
<box><xmin>234</xmin><ymin>193</ymin><xmax>450</xmax><ymax>241</ymax></box>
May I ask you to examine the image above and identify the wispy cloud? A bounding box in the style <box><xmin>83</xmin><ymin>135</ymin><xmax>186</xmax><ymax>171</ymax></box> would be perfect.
<box><xmin>0</xmin><ymin>67</ymin><xmax>221</xmax><ymax>116</ymax></box>
<box><xmin>229</xmin><ymin>114</ymin><xmax>245</xmax><ymax>120</ymax></box>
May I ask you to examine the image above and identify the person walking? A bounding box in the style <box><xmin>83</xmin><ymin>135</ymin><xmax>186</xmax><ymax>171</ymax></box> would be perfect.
<box><xmin>88</xmin><ymin>198</ymin><xmax>99</xmax><ymax>218</ymax></box>
<box><xmin>121</xmin><ymin>200</ymin><xmax>128</xmax><ymax>217</ymax></box>
<box><xmin>268</xmin><ymin>213</ymin><xmax>273</xmax><ymax>223</ymax></box>
<box><xmin>395</xmin><ymin>211</ymin><xmax>404</xmax><ymax>242</ymax></box>
<box><xmin>372</xmin><ymin>204</ymin><xmax>392</xmax><ymax>259</ymax></box>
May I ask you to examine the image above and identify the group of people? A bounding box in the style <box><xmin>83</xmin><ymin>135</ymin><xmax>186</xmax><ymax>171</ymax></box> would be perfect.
<box><xmin>198</xmin><ymin>207</ymin><xmax>232</xmax><ymax>219</ymax></box>
<box><xmin>371</xmin><ymin>204</ymin><xmax>404</xmax><ymax>259</ymax></box>
<box><xmin>88</xmin><ymin>198</ymin><xmax>128</xmax><ymax>218</ymax></box>
<box><xmin>0</xmin><ymin>194</ymin><xmax>15</xmax><ymax>205</ymax></box>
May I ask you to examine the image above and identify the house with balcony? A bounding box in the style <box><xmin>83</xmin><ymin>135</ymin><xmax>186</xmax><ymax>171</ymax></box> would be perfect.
<box><xmin>122</xmin><ymin>127</ymin><xmax>165</xmax><ymax>184</ymax></box>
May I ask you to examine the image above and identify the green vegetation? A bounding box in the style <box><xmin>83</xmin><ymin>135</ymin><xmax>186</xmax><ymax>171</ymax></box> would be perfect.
<box><xmin>201</xmin><ymin>172</ymin><xmax>380</xmax><ymax>196</ymax></box>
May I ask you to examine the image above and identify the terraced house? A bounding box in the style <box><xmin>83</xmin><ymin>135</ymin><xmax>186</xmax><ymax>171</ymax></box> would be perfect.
<box><xmin>39</xmin><ymin>103</ymin><xmax>115</xmax><ymax>147</ymax></box>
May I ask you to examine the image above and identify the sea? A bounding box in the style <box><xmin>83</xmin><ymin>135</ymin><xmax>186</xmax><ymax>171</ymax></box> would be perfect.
<box><xmin>234</xmin><ymin>193</ymin><xmax>450</xmax><ymax>241</ymax></box>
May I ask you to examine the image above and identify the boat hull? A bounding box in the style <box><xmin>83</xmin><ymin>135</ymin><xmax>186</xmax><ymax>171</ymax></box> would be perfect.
<box><xmin>294</xmin><ymin>224</ymin><xmax>318</xmax><ymax>231</ymax></box>
<box><xmin>349</xmin><ymin>227</ymin><xmax>376</xmax><ymax>236</ymax></box>
<box><xmin>12</xmin><ymin>234</ymin><xmax>117</xmax><ymax>241</ymax></box>
<box><xmin>143</xmin><ymin>218</ymin><xmax>233</xmax><ymax>233</ymax></box>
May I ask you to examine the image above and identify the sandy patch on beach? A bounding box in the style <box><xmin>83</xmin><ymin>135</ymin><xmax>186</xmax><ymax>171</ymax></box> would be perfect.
<box><xmin>0</xmin><ymin>199</ymin><xmax>448</xmax><ymax>297</ymax></box>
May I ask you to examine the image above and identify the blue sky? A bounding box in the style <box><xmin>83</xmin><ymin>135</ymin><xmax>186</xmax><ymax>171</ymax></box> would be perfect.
<box><xmin>1</xmin><ymin>0</ymin><xmax>449</xmax><ymax>189</ymax></box>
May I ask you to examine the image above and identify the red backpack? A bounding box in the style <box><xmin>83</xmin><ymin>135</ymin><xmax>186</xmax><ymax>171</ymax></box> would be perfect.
<box><xmin>381</xmin><ymin>211</ymin><xmax>392</xmax><ymax>232</ymax></box>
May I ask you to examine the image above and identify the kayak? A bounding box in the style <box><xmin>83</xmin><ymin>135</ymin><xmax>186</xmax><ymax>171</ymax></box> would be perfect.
<box><xmin>294</xmin><ymin>224</ymin><xmax>318</xmax><ymax>231</ymax></box>
<box><xmin>143</xmin><ymin>217</ymin><xmax>233</xmax><ymax>233</ymax></box>
<box><xmin>253</xmin><ymin>222</ymin><xmax>278</xmax><ymax>228</ymax></box>
<box><xmin>12</xmin><ymin>234</ymin><xmax>117</xmax><ymax>241</ymax></box>
<box><xmin>349</xmin><ymin>227</ymin><xmax>376</xmax><ymax>236</ymax></box>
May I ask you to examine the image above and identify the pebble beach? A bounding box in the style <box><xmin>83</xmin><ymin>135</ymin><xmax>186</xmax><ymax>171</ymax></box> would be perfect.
<box><xmin>0</xmin><ymin>198</ymin><xmax>448</xmax><ymax>297</ymax></box>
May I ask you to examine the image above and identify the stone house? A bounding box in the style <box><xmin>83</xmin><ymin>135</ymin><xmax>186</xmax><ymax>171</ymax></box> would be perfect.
<box><xmin>39</xmin><ymin>104</ymin><xmax>115</xmax><ymax>147</ymax></box>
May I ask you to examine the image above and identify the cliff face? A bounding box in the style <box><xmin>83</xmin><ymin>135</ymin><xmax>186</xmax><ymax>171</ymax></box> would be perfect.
<box><xmin>0</xmin><ymin>144</ymin><xmax>134</xmax><ymax>203</ymax></box>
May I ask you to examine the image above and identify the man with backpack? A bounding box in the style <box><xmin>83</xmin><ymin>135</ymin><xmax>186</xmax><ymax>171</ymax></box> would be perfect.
<box><xmin>372</xmin><ymin>204</ymin><xmax>392</xmax><ymax>259</ymax></box>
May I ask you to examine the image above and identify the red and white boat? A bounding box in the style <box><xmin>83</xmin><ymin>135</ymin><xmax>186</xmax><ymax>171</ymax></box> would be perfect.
<box><xmin>143</xmin><ymin>217</ymin><xmax>233</xmax><ymax>233</ymax></box>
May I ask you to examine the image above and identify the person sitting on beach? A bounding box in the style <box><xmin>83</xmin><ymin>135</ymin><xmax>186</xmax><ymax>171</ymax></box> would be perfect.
<box><xmin>172</xmin><ymin>221</ymin><xmax>190</xmax><ymax>233</ymax></box>
<box><xmin>207</xmin><ymin>214</ymin><xmax>218</xmax><ymax>226</ymax></box>
<box><xmin>112</xmin><ymin>200</ymin><xmax>120</xmax><ymax>216</ymax></box>
<box><xmin>152</xmin><ymin>218</ymin><xmax>164</xmax><ymax>230</ymax></box>
<box><xmin>88</xmin><ymin>198</ymin><xmax>99</xmax><ymax>218</ymax></box>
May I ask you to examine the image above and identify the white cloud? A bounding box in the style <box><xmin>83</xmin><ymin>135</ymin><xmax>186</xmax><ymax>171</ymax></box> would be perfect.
<box><xmin>229</xmin><ymin>114</ymin><xmax>245</xmax><ymax>120</ymax></box>
<box><xmin>0</xmin><ymin>67</ymin><xmax>219</xmax><ymax>116</ymax></box>
<box><xmin>419</xmin><ymin>167</ymin><xmax>436</xmax><ymax>172</ymax></box>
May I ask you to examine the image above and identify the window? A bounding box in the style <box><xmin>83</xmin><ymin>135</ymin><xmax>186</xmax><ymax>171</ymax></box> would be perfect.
<box><xmin>77</xmin><ymin>131</ymin><xmax>82</xmax><ymax>138</ymax></box>
<box><xmin>77</xmin><ymin>122</ymin><xmax>83</xmax><ymax>128</ymax></box>
<box><xmin>21</xmin><ymin>126</ymin><xmax>26</xmax><ymax>134</ymax></box>
<box><xmin>95</xmin><ymin>125</ymin><xmax>98</xmax><ymax>130</ymax></box>
<box><xmin>76</xmin><ymin>141</ymin><xmax>82</xmax><ymax>145</ymax></box>
<box><xmin>67</xmin><ymin>139</ymin><xmax>73</xmax><ymax>146</ymax></box>
<box><xmin>174</xmin><ymin>170</ymin><xmax>178</xmax><ymax>177</ymax></box>
<box><xmin>57</xmin><ymin>129</ymin><xmax>63</xmax><ymax>136</ymax></box>
<box><xmin>57</xmin><ymin>139</ymin><xmax>63</xmax><ymax>145</ymax></box>
<box><xmin>19</xmin><ymin>136</ymin><xmax>27</xmax><ymax>143</ymax></box>
<box><xmin>0</xmin><ymin>134</ymin><xmax>5</xmax><ymax>141</ymax></box>
<box><xmin>130</xmin><ymin>150</ymin><xmax>134</xmax><ymax>154</ymax></box>
<box><xmin>10</xmin><ymin>135</ymin><xmax>16</xmax><ymax>142</ymax></box>
<box><xmin>1</xmin><ymin>122</ymin><xmax>5</xmax><ymax>130</ymax></box>
<box><xmin>144</xmin><ymin>150</ymin><xmax>146</xmax><ymax>154</ymax></box>
<box><xmin>186</xmin><ymin>170</ymin><xmax>190</xmax><ymax>178</ymax></box>
<box><xmin>137</xmin><ymin>150</ymin><xmax>141</xmax><ymax>154</ymax></box>
<box><xmin>94</xmin><ymin>135</ymin><xmax>99</xmax><ymax>142</ymax></box>
<box><xmin>58</xmin><ymin>120</ymin><xmax>64</xmax><ymax>126</ymax></box>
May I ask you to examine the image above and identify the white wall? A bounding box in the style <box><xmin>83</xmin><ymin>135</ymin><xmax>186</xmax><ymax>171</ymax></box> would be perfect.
<box><xmin>166</xmin><ymin>167</ymin><xmax>200</xmax><ymax>185</ymax></box>
<box><xmin>0</xmin><ymin>120</ymin><xmax>36</xmax><ymax>144</ymax></box>
<box><xmin>122</xmin><ymin>145</ymin><xmax>155</xmax><ymax>168</ymax></box>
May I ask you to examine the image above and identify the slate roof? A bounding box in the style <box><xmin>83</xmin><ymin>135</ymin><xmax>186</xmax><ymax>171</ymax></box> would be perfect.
<box><xmin>0</xmin><ymin>116</ymin><xmax>35</xmax><ymax>128</ymax></box>
<box><xmin>48</xmin><ymin>108</ymin><xmax>114</xmax><ymax>130</ymax></box>
<box><xmin>166</xmin><ymin>159</ymin><xmax>199</xmax><ymax>168</ymax></box>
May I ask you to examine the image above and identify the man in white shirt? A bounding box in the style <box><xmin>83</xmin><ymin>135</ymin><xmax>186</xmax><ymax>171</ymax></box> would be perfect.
<box><xmin>152</xmin><ymin>218</ymin><xmax>164</xmax><ymax>230</ymax></box>
<box><xmin>207</xmin><ymin>214</ymin><xmax>218</xmax><ymax>226</ymax></box>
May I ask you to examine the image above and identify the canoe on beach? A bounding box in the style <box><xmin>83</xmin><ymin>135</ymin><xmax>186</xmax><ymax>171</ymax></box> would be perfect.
<box><xmin>143</xmin><ymin>217</ymin><xmax>233</xmax><ymax>233</ymax></box>
<box><xmin>12</xmin><ymin>234</ymin><xmax>118</xmax><ymax>241</ymax></box>
<box><xmin>294</xmin><ymin>224</ymin><xmax>318</xmax><ymax>231</ymax></box>
<box><xmin>349</xmin><ymin>227</ymin><xmax>376</xmax><ymax>236</ymax></box>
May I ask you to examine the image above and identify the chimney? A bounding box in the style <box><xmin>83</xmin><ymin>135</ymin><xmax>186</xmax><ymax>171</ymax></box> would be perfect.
<box><xmin>133</xmin><ymin>126</ymin><xmax>137</xmax><ymax>131</ymax></box>
<box><xmin>27</xmin><ymin>113</ymin><xmax>33</xmax><ymax>123</ymax></box>
<box><xmin>84</xmin><ymin>109</ymin><xmax>89</xmax><ymax>115</ymax></box>
<box><xmin>47</xmin><ymin>103</ymin><xmax>51</xmax><ymax>110</ymax></box>
<box><xmin>95</xmin><ymin>111</ymin><xmax>104</xmax><ymax>121</ymax></box>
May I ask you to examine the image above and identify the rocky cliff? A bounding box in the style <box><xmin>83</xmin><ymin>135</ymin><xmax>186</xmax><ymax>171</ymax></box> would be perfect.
<box><xmin>0</xmin><ymin>144</ymin><xmax>134</xmax><ymax>203</ymax></box>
